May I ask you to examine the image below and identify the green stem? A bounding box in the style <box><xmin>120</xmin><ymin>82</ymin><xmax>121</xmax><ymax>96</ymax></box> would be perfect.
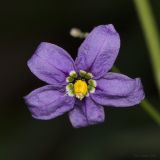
<box><xmin>112</xmin><ymin>66</ymin><xmax>160</xmax><ymax>125</ymax></box>
<box><xmin>141</xmin><ymin>100</ymin><xmax>160</xmax><ymax>125</ymax></box>
<box><xmin>134</xmin><ymin>0</ymin><xmax>160</xmax><ymax>95</ymax></box>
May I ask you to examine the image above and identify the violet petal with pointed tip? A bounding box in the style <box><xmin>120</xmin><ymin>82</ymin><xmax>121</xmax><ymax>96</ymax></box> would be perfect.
<box><xmin>91</xmin><ymin>72</ymin><xmax>145</xmax><ymax>107</ymax></box>
<box><xmin>27</xmin><ymin>42</ymin><xmax>75</xmax><ymax>85</ymax></box>
<box><xmin>75</xmin><ymin>24</ymin><xmax>120</xmax><ymax>79</ymax></box>
<box><xmin>24</xmin><ymin>85</ymin><xmax>75</xmax><ymax>120</ymax></box>
<box><xmin>69</xmin><ymin>97</ymin><xmax>105</xmax><ymax>128</ymax></box>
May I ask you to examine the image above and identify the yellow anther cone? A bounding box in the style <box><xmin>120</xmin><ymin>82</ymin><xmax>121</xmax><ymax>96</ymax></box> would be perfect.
<box><xmin>74</xmin><ymin>80</ymin><xmax>88</xmax><ymax>100</ymax></box>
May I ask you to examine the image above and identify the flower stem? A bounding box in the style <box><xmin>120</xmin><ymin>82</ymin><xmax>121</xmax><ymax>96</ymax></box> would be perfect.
<box><xmin>112</xmin><ymin>66</ymin><xmax>160</xmax><ymax>125</ymax></box>
<box><xmin>141</xmin><ymin>99</ymin><xmax>160</xmax><ymax>125</ymax></box>
<box><xmin>134</xmin><ymin>0</ymin><xmax>160</xmax><ymax>95</ymax></box>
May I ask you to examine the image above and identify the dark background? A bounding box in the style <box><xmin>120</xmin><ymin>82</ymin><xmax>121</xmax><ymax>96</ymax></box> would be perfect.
<box><xmin>0</xmin><ymin>0</ymin><xmax>160</xmax><ymax>160</ymax></box>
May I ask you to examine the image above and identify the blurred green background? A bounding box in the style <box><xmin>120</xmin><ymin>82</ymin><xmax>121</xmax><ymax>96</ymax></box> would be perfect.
<box><xmin>0</xmin><ymin>0</ymin><xmax>160</xmax><ymax>159</ymax></box>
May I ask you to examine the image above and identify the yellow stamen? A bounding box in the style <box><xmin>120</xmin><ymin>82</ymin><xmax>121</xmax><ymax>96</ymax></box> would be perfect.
<box><xmin>74</xmin><ymin>80</ymin><xmax>88</xmax><ymax>100</ymax></box>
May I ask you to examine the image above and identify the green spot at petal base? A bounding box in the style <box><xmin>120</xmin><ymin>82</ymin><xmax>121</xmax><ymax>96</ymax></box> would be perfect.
<box><xmin>88</xmin><ymin>79</ymin><xmax>97</xmax><ymax>87</ymax></box>
<box><xmin>88</xmin><ymin>85</ymin><xmax>95</xmax><ymax>93</ymax></box>
<box><xmin>66</xmin><ymin>76</ymin><xmax>74</xmax><ymax>83</ymax></box>
<box><xmin>70</xmin><ymin>71</ymin><xmax>78</xmax><ymax>78</ymax></box>
<box><xmin>85</xmin><ymin>73</ymin><xmax>93</xmax><ymax>79</ymax></box>
<box><xmin>79</xmin><ymin>70</ymin><xmax>87</xmax><ymax>77</ymax></box>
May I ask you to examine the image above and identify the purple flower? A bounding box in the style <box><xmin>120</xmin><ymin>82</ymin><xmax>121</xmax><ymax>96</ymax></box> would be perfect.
<box><xmin>24</xmin><ymin>24</ymin><xmax>145</xmax><ymax>128</ymax></box>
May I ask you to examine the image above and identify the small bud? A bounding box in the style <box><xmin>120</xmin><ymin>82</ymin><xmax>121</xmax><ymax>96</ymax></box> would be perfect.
<box><xmin>70</xmin><ymin>28</ymin><xmax>88</xmax><ymax>38</ymax></box>
<box><xmin>70</xmin><ymin>28</ymin><xmax>82</xmax><ymax>38</ymax></box>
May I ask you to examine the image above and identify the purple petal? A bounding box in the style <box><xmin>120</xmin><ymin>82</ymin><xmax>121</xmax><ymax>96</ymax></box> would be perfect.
<box><xmin>24</xmin><ymin>85</ymin><xmax>75</xmax><ymax>120</ymax></box>
<box><xmin>91</xmin><ymin>72</ymin><xmax>145</xmax><ymax>107</ymax></box>
<box><xmin>28</xmin><ymin>42</ymin><xmax>75</xmax><ymax>85</ymax></box>
<box><xmin>75</xmin><ymin>24</ymin><xmax>120</xmax><ymax>79</ymax></box>
<box><xmin>69</xmin><ymin>97</ymin><xmax>105</xmax><ymax>128</ymax></box>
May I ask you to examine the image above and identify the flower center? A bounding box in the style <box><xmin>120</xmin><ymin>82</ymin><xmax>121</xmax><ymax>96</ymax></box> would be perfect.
<box><xmin>66</xmin><ymin>70</ymin><xmax>97</xmax><ymax>100</ymax></box>
<box><xmin>74</xmin><ymin>80</ymin><xmax>88</xmax><ymax>100</ymax></box>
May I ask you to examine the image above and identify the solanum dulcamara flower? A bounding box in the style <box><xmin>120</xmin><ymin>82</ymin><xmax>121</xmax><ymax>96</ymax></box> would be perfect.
<box><xmin>24</xmin><ymin>24</ymin><xmax>145</xmax><ymax>128</ymax></box>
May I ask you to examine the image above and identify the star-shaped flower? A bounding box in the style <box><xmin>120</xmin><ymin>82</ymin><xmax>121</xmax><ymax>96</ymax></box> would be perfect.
<box><xmin>24</xmin><ymin>24</ymin><xmax>145</xmax><ymax>128</ymax></box>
